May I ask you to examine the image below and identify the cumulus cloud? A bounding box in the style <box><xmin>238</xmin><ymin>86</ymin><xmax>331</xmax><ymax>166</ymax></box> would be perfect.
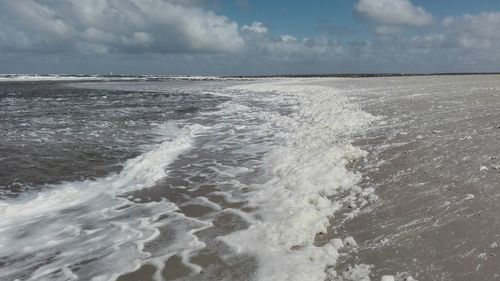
<box><xmin>279</xmin><ymin>35</ymin><xmax>297</xmax><ymax>42</ymax></box>
<box><xmin>355</xmin><ymin>11</ymin><xmax>500</xmax><ymax>72</ymax></box>
<box><xmin>241</xmin><ymin>30</ymin><xmax>343</xmax><ymax>64</ymax></box>
<box><xmin>1</xmin><ymin>0</ymin><xmax>500</xmax><ymax>75</ymax></box>
<box><xmin>0</xmin><ymin>0</ymin><xmax>244</xmax><ymax>54</ymax></box>
<box><xmin>241</xmin><ymin>22</ymin><xmax>268</xmax><ymax>34</ymax></box>
<box><xmin>442</xmin><ymin>12</ymin><xmax>500</xmax><ymax>49</ymax></box>
<box><xmin>236</xmin><ymin>23</ymin><xmax>348</xmax><ymax>65</ymax></box>
<box><xmin>355</xmin><ymin>0</ymin><xmax>433</xmax><ymax>26</ymax></box>
<box><xmin>240</xmin><ymin>22</ymin><xmax>338</xmax><ymax>63</ymax></box>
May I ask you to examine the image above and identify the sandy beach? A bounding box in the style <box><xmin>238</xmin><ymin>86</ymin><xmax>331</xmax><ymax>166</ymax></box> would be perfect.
<box><xmin>327</xmin><ymin>75</ymin><xmax>500</xmax><ymax>281</ymax></box>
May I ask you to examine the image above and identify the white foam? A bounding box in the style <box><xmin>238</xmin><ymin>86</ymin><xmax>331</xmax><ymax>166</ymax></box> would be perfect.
<box><xmin>381</xmin><ymin>275</ymin><xmax>395</xmax><ymax>281</ymax></box>
<box><xmin>0</xmin><ymin>123</ymin><xmax>205</xmax><ymax>281</ymax></box>
<box><xmin>0</xmin><ymin>123</ymin><xmax>204</xmax><ymax>219</ymax></box>
<box><xmin>1</xmin><ymin>78</ymin><xmax>379</xmax><ymax>280</ymax></box>
<box><xmin>0</xmin><ymin>74</ymin><xmax>114</xmax><ymax>82</ymax></box>
<box><xmin>220</xmin><ymin>81</ymin><xmax>377</xmax><ymax>281</ymax></box>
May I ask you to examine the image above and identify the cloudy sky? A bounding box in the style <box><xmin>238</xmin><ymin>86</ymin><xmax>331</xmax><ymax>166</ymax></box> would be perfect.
<box><xmin>1</xmin><ymin>0</ymin><xmax>500</xmax><ymax>75</ymax></box>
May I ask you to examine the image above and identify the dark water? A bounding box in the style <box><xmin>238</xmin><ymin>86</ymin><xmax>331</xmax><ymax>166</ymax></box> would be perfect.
<box><xmin>0</xmin><ymin>81</ymin><xmax>227</xmax><ymax>197</ymax></box>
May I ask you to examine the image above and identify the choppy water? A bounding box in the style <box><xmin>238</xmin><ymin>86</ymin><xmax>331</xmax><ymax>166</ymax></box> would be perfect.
<box><xmin>0</xmin><ymin>78</ymin><xmax>375</xmax><ymax>281</ymax></box>
<box><xmin>0</xmin><ymin>80</ymin><xmax>226</xmax><ymax>196</ymax></box>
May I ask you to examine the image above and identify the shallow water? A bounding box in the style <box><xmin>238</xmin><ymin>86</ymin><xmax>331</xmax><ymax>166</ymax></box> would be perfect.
<box><xmin>0</xmin><ymin>78</ymin><xmax>375</xmax><ymax>281</ymax></box>
<box><xmin>0</xmin><ymin>80</ymin><xmax>227</xmax><ymax>196</ymax></box>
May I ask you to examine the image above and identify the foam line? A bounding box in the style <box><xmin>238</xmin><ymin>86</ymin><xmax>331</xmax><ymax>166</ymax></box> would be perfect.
<box><xmin>221</xmin><ymin>81</ymin><xmax>377</xmax><ymax>281</ymax></box>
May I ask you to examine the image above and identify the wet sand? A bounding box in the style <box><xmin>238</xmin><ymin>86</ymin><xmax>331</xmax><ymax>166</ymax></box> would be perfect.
<box><xmin>116</xmin><ymin>133</ymin><xmax>261</xmax><ymax>281</ymax></box>
<box><xmin>330</xmin><ymin>75</ymin><xmax>500</xmax><ymax>280</ymax></box>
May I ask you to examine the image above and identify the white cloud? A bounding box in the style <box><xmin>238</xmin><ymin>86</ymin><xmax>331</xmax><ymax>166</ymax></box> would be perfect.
<box><xmin>242</xmin><ymin>32</ymin><xmax>343</xmax><ymax>63</ymax></box>
<box><xmin>1</xmin><ymin>1</ymin><xmax>500</xmax><ymax>74</ymax></box>
<box><xmin>241</xmin><ymin>22</ymin><xmax>268</xmax><ymax>34</ymax></box>
<box><xmin>355</xmin><ymin>0</ymin><xmax>433</xmax><ymax>26</ymax></box>
<box><xmin>442</xmin><ymin>12</ymin><xmax>500</xmax><ymax>49</ymax></box>
<box><xmin>0</xmin><ymin>0</ymin><xmax>244</xmax><ymax>54</ymax></box>
<box><xmin>280</xmin><ymin>35</ymin><xmax>297</xmax><ymax>42</ymax></box>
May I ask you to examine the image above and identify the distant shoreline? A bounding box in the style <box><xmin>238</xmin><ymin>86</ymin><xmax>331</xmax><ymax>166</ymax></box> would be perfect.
<box><xmin>226</xmin><ymin>72</ymin><xmax>500</xmax><ymax>78</ymax></box>
<box><xmin>1</xmin><ymin>73</ymin><xmax>499</xmax><ymax>82</ymax></box>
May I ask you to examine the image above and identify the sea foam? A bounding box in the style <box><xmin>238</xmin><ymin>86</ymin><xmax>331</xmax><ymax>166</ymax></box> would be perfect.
<box><xmin>0</xmin><ymin>123</ymin><xmax>205</xmax><ymax>281</ymax></box>
<box><xmin>221</xmin><ymin>80</ymin><xmax>377</xmax><ymax>281</ymax></box>
<box><xmin>0</xmin><ymin>78</ymin><xmax>379</xmax><ymax>281</ymax></box>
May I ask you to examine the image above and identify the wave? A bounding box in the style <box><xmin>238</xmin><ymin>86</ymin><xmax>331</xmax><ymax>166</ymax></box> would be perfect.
<box><xmin>0</xmin><ymin>123</ymin><xmax>205</xmax><ymax>281</ymax></box>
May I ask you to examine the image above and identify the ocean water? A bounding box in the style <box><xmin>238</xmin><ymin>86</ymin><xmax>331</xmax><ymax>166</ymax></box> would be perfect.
<box><xmin>0</xmin><ymin>77</ymin><xmax>376</xmax><ymax>281</ymax></box>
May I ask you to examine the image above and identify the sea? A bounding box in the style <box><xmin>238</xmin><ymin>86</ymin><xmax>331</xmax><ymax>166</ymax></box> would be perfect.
<box><xmin>1</xmin><ymin>74</ymin><xmax>500</xmax><ymax>281</ymax></box>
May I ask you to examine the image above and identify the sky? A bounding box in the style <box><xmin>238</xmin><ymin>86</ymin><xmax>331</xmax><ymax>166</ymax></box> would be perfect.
<box><xmin>1</xmin><ymin>0</ymin><xmax>500</xmax><ymax>75</ymax></box>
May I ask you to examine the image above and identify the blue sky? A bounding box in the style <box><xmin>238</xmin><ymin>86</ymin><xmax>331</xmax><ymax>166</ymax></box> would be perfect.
<box><xmin>1</xmin><ymin>0</ymin><xmax>500</xmax><ymax>75</ymax></box>
<box><xmin>218</xmin><ymin>0</ymin><xmax>500</xmax><ymax>38</ymax></box>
